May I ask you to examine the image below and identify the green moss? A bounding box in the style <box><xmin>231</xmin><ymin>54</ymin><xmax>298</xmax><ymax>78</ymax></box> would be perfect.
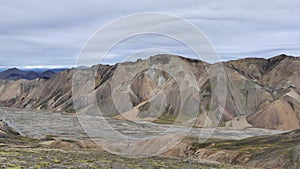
<box><xmin>52</xmin><ymin>159</ymin><xmax>61</xmax><ymax>163</ymax></box>
<box><xmin>37</xmin><ymin>162</ymin><xmax>49</xmax><ymax>168</ymax></box>
<box><xmin>65</xmin><ymin>107</ymin><xmax>75</xmax><ymax>113</ymax></box>
<box><xmin>153</xmin><ymin>118</ymin><xmax>176</xmax><ymax>125</ymax></box>
<box><xmin>5</xmin><ymin>166</ymin><xmax>22</xmax><ymax>169</ymax></box>
<box><xmin>0</xmin><ymin>151</ymin><xmax>19</xmax><ymax>156</ymax></box>
<box><xmin>19</xmin><ymin>136</ymin><xmax>39</xmax><ymax>143</ymax></box>
<box><xmin>0</xmin><ymin>138</ymin><xmax>240</xmax><ymax>169</ymax></box>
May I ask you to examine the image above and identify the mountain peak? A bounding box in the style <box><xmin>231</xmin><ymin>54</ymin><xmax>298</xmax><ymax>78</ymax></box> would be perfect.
<box><xmin>41</xmin><ymin>70</ymin><xmax>55</xmax><ymax>74</ymax></box>
<box><xmin>268</xmin><ymin>54</ymin><xmax>295</xmax><ymax>61</ymax></box>
<box><xmin>6</xmin><ymin>67</ymin><xmax>22</xmax><ymax>72</ymax></box>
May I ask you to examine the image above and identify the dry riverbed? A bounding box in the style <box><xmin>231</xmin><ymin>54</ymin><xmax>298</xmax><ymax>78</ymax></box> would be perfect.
<box><xmin>0</xmin><ymin>107</ymin><xmax>291</xmax><ymax>168</ymax></box>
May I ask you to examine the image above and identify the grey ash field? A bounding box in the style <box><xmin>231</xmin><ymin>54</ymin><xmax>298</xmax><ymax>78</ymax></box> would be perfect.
<box><xmin>0</xmin><ymin>54</ymin><xmax>300</xmax><ymax>168</ymax></box>
<box><xmin>0</xmin><ymin>114</ymin><xmax>299</xmax><ymax>169</ymax></box>
<box><xmin>0</xmin><ymin>112</ymin><xmax>239</xmax><ymax>169</ymax></box>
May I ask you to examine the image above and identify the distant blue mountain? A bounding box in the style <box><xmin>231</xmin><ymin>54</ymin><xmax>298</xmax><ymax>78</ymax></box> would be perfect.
<box><xmin>0</xmin><ymin>68</ymin><xmax>67</xmax><ymax>80</ymax></box>
<box><xmin>0</xmin><ymin>68</ymin><xmax>67</xmax><ymax>73</ymax></box>
<box><xmin>24</xmin><ymin>68</ymin><xmax>68</xmax><ymax>73</ymax></box>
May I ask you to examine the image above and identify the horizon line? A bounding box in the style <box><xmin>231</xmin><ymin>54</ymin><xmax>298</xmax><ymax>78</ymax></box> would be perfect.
<box><xmin>0</xmin><ymin>53</ymin><xmax>298</xmax><ymax>70</ymax></box>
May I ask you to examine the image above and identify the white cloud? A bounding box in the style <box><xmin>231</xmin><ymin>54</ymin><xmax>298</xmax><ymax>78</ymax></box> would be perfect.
<box><xmin>0</xmin><ymin>0</ymin><xmax>299</xmax><ymax>68</ymax></box>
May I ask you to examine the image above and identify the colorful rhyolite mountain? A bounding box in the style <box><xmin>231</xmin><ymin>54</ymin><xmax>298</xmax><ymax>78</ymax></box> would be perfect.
<box><xmin>0</xmin><ymin>54</ymin><xmax>299</xmax><ymax>130</ymax></box>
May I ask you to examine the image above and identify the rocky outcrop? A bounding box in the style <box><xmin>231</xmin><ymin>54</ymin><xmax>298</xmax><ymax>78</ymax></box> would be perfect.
<box><xmin>0</xmin><ymin>54</ymin><xmax>299</xmax><ymax>130</ymax></box>
<box><xmin>0</xmin><ymin>119</ymin><xmax>21</xmax><ymax>136</ymax></box>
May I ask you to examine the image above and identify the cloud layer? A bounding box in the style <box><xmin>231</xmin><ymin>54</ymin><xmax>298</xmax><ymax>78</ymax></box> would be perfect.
<box><xmin>0</xmin><ymin>0</ymin><xmax>299</xmax><ymax>67</ymax></box>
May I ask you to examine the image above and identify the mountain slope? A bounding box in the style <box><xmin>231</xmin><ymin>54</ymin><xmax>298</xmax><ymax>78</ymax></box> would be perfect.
<box><xmin>163</xmin><ymin>128</ymin><xmax>300</xmax><ymax>168</ymax></box>
<box><xmin>0</xmin><ymin>54</ymin><xmax>299</xmax><ymax>130</ymax></box>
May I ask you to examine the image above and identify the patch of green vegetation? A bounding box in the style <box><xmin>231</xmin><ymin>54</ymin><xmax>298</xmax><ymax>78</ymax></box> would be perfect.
<box><xmin>219</xmin><ymin>121</ymin><xmax>226</xmax><ymax>127</ymax></box>
<box><xmin>0</xmin><ymin>151</ymin><xmax>20</xmax><ymax>156</ymax></box>
<box><xmin>37</xmin><ymin>162</ymin><xmax>49</xmax><ymax>168</ymax></box>
<box><xmin>18</xmin><ymin>136</ymin><xmax>40</xmax><ymax>143</ymax></box>
<box><xmin>153</xmin><ymin>108</ymin><xmax>195</xmax><ymax>125</ymax></box>
<box><xmin>153</xmin><ymin>117</ymin><xmax>176</xmax><ymax>125</ymax></box>
<box><xmin>0</xmin><ymin>147</ymin><xmax>225</xmax><ymax>169</ymax></box>
<box><xmin>52</xmin><ymin>158</ymin><xmax>61</xmax><ymax>163</ymax></box>
<box><xmin>186</xmin><ymin>137</ymin><xmax>231</xmax><ymax>150</ymax></box>
<box><xmin>5</xmin><ymin>166</ymin><xmax>22</xmax><ymax>169</ymax></box>
<box><xmin>65</xmin><ymin>106</ymin><xmax>75</xmax><ymax>113</ymax></box>
<box><xmin>188</xmin><ymin>129</ymin><xmax>300</xmax><ymax>162</ymax></box>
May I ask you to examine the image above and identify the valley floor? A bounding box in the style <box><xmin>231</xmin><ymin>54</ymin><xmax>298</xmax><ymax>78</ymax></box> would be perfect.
<box><xmin>0</xmin><ymin>131</ymin><xmax>242</xmax><ymax>169</ymax></box>
<box><xmin>0</xmin><ymin>107</ymin><xmax>297</xmax><ymax>169</ymax></box>
<box><xmin>0</xmin><ymin>107</ymin><xmax>285</xmax><ymax>141</ymax></box>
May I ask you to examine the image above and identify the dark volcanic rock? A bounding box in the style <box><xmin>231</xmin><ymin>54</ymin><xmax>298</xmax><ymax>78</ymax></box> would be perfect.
<box><xmin>0</xmin><ymin>119</ymin><xmax>21</xmax><ymax>136</ymax></box>
<box><xmin>40</xmin><ymin>70</ymin><xmax>55</xmax><ymax>79</ymax></box>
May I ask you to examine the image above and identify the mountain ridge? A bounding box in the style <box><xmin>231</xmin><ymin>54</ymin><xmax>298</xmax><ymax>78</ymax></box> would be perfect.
<box><xmin>0</xmin><ymin>54</ymin><xmax>299</xmax><ymax>130</ymax></box>
<box><xmin>0</xmin><ymin>68</ymin><xmax>57</xmax><ymax>80</ymax></box>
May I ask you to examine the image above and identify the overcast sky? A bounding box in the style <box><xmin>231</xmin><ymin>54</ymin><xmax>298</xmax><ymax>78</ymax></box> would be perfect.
<box><xmin>0</xmin><ymin>0</ymin><xmax>299</xmax><ymax>68</ymax></box>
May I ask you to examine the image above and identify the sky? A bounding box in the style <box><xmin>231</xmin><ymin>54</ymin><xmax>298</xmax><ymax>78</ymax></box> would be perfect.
<box><xmin>0</xmin><ymin>0</ymin><xmax>299</xmax><ymax>68</ymax></box>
